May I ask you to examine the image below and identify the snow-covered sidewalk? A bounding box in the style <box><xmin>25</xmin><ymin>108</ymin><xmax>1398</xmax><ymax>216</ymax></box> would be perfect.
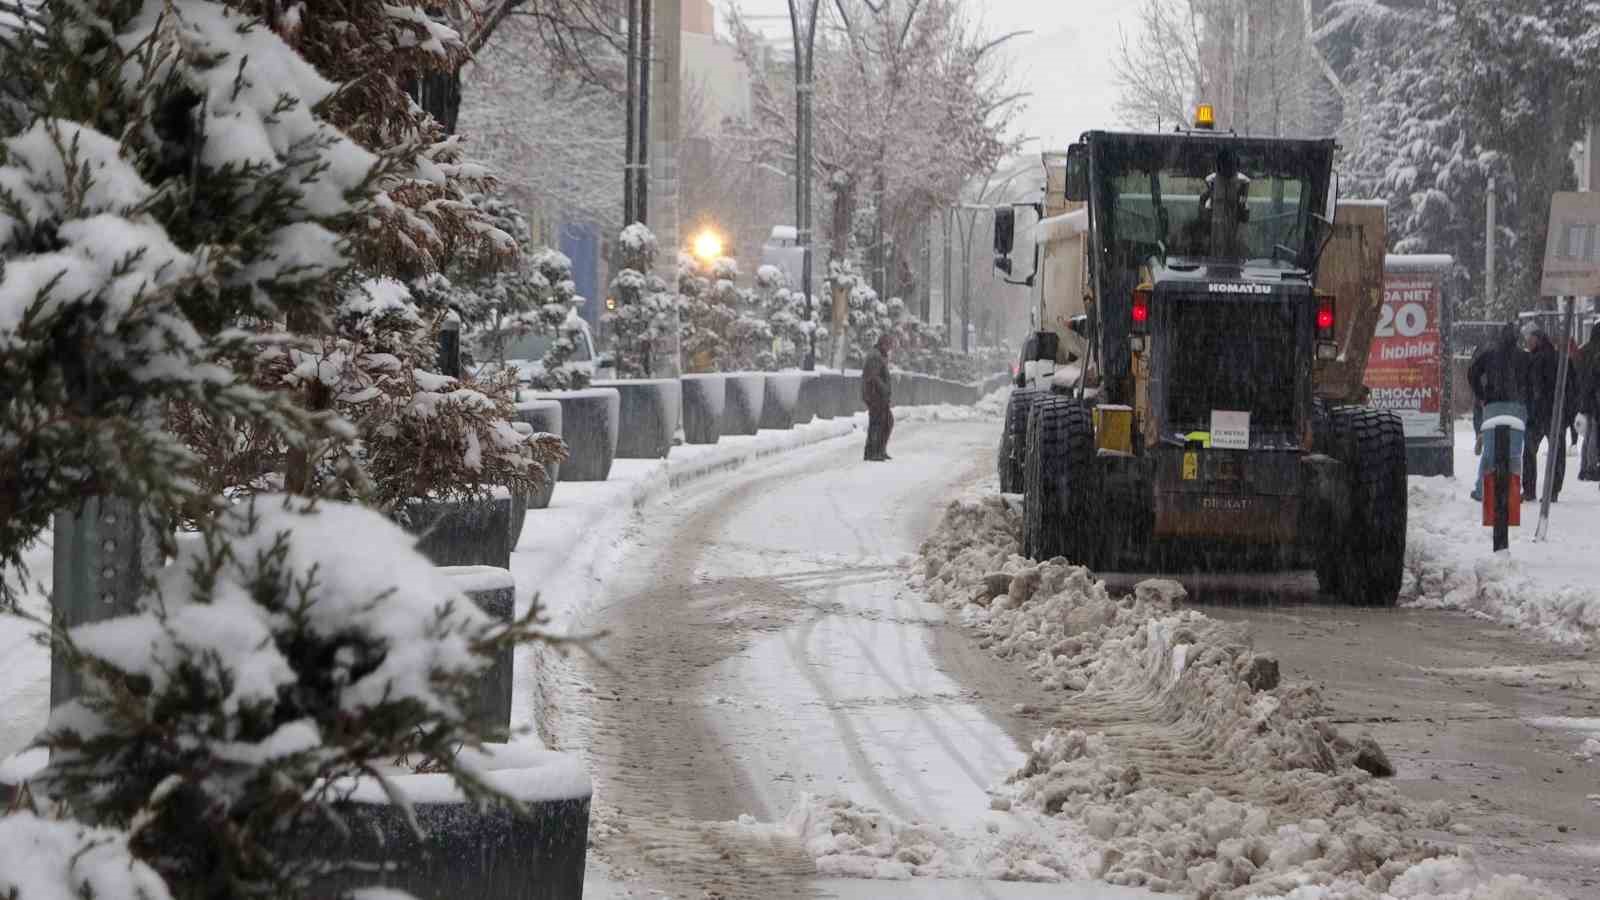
<box><xmin>1405</xmin><ymin>418</ymin><xmax>1600</xmax><ymax>647</ymax></box>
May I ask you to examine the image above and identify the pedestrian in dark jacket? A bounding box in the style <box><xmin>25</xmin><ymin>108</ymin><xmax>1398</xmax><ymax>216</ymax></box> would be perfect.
<box><xmin>1523</xmin><ymin>329</ymin><xmax>1574</xmax><ymax>501</ymax></box>
<box><xmin>862</xmin><ymin>334</ymin><xmax>895</xmax><ymax>461</ymax></box>
<box><xmin>1468</xmin><ymin>321</ymin><xmax>1532</xmax><ymax>501</ymax></box>
<box><xmin>1579</xmin><ymin>324</ymin><xmax>1600</xmax><ymax>481</ymax></box>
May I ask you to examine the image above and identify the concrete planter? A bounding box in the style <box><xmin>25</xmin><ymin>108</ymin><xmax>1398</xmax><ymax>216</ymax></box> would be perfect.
<box><xmin>591</xmin><ymin>378</ymin><xmax>682</xmax><ymax>459</ymax></box>
<box><xmin>759</xmin><ymin>372</ymin><xmax>806</xmax><ymax>430</ymax></box>
<box><xmin>890</xmin><ymin>371</ymin><xmax>913</xmax><ymax>408</ymax></box>
<box><xmin>819</xmin><ymin>371</ymin><xmax>846</xmax><ymax>419</ymax></box>
<box><xmin>2</xmin><ymin>744</ymin><xmax>591</xmax><ymax>900</ymax></box>
<box><xmin>792</xmin><ymin>371</ymin><xmax>821</xmax><ymax>425</ymax></box>
<box><xmin>722</xmin><ymin>373</ymin><xmax>766</xmax><ymax>436</ymax></box>
<box><xmin>844</xmin><ymin>370</ymin><xmax>865</xmax><ymax>414</ymax></box>
<box><xmin>402</xmin><ymin>494</ymin><xmax>514</xmax><ymax>569</ymax></box>
<box><xmin>513</xmin><ymin>399</ymin><xmax>563</xmax><ymax>512</ymax></box>
<box><xmin>680</xmin><ymin>373</ymin><xmax>726</xmax><ymax>444</ymax></box>
<box><xmin>305</xmin><ymin>744</ymin><xmax>591</xmax><ymax>900</ymax></box>
<box><xmin>441</xmin><ymin>567</ymin><xmax>514</xmax><ymax>741</ymax></box>
<box><xmin>531</xmin><ymin>388</ymin><xmax>620</xmax><ymax>482</ymax></box>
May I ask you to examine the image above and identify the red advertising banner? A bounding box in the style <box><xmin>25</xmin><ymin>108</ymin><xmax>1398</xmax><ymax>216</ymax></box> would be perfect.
<box><xmin>1367</xmin><ymin>272</ymin><xmax>1443</xmax><ymax>436</ymax></box>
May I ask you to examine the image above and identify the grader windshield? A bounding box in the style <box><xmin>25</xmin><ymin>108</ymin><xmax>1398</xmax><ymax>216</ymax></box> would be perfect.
<box><xmin>1089</xmin><ymin>133</ymin><xmax>1336</xmax><ymax>270</ymax></box>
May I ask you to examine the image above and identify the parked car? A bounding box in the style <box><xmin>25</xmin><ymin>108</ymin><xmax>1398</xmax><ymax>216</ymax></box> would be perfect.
<box><xmin>468</xmin><ymin>314</ymin><xmax>615</xmax><ymax>386</ymax></box>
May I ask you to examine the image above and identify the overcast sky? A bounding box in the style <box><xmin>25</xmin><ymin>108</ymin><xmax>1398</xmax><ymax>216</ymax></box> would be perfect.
<box><xmin>724</xmin><ymin>0</ymin><xmax>1139</xmax><ymax>153</ymax></box>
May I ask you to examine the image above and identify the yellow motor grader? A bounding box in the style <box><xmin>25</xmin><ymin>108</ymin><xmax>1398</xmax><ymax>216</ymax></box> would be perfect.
<box><xmin>993</xmin><ymin>107</ymin><xmax>1403</xmax><ymax>605</ymax></box>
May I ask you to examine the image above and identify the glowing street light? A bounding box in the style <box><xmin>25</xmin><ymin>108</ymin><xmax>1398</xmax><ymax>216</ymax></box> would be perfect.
<box><xmin>692</xmin><ymin>228</ymin><xmax>724</xmax><ymax>264</ymax></box>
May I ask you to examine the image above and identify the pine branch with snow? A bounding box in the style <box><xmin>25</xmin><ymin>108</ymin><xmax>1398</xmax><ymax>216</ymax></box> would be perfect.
<box><xmin>28</xmin><ymin>496</ymin><xmax>565</xmax><ymax>898</ymax></box>
<box><xmin>0</xmin><ymin>4</ymin><xmax>380</xmax><ymax>586</ymax></box>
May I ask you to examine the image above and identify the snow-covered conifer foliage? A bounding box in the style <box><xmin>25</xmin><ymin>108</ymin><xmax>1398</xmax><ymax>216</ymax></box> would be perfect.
<box><xmin>0</xmin><ymin>4</ymin><xmax>564</xmax><ymax>896</ymax></box>
<box><xmin>604</xmin><ymin>223</ymin><xmax>673</xmax><ymax>377</ymax></box>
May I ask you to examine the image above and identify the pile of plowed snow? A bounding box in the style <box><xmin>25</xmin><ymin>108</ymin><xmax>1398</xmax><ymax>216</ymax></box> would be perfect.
<box><xmin>732</xmin><ymin>793</ymin><xmax>1101</xmax><ymax>882</ymax></box>
<box><xmin>913</xmin><ymin>494</ymin><xmax>1561</xmax><ymax>900</ymax></box>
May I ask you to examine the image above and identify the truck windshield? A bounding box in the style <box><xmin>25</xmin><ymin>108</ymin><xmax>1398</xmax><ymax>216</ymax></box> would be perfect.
<box><xmin>1094</xmin><ymin>135</ymin><xmax>1331</xmax><ymax>269</ymax></box>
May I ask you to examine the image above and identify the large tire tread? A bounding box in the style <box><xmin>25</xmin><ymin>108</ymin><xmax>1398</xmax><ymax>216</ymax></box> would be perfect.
<box><xmin>1022</xmin><ymin>397</ymin><xmax>1101</xmax><ymax>567</ymax></box>
<box><xmin>1319</xmin><ymin>406</ymin><xmax>1407</xmax><ymax>606</ymax></box>
<box><xmin>999</xmin><ymin>388</ymin><xmax>1042</xmax><ymax>493</ymax></box>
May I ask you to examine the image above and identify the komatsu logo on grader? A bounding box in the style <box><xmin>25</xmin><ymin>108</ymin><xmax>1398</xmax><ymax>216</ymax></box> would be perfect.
<box><xmin>1208</xmin><ymin>283</ymin><xmax>1273</xmax><ymax>295</ymax></box>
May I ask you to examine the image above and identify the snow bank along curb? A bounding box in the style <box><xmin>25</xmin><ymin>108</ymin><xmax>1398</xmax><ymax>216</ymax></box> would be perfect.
<box><xmin>1403</xmin><ymin>478</ymin><xmax>1600</xmax><ymax>648</ymax></box>
<box><xmin>893</xmin><ymin>495</ymin><xmax>1559</xmax><ymax>898</ymax></box>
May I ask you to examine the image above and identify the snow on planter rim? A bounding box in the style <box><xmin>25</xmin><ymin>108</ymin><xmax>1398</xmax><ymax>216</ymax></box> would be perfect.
<box><xmin>326</xmin><ymin>742</ymin><xmax>590</xmax><ymax>806</ymax></box>
<box><xmin>903</xmin><ymin>492</ymin><xmax>1562</xmax><ymax>899</ymax></box>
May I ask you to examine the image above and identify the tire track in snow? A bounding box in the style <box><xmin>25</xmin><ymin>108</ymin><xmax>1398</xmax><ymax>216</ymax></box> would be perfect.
<box><xmin>577</xmin><ymin>423</ymin><xmax>1008</xmax><ymax>898</ymax></box>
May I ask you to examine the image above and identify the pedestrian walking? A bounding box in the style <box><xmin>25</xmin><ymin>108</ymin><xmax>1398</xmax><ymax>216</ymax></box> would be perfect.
<box><xmin>1579</xmin><ymin>324</ymin><xmax>1600</xmax><ymax>482</ymax></box>
<box><xmin>862</xmin><ymin>334</ymin><xmax>895</xmax><ymax>462</ymax></box>
<box><xmin>1467</xmin><ymin>321</ymin><xmax>1532</xmax><ymax>502</ymax></box>
<box><xmin>1523</xmin><ymin>328</ymin><xmax>1575</xmax><ymax>502</ymax></box>
<box><xmin>1469</xmin><ymin>341</ymin><xmax>1490</xmax><ymax>456</ymax></box>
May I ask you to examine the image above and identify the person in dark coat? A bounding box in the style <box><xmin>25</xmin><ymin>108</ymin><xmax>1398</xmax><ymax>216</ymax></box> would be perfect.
<box><xmin>1523</xmin><ymin>328</ymin><xmax>1576</xmax><ymax>502</ymax></box>
<box><xmin>1467</xmin><ymin>321</ymin><xmax>1532</xmax><ymax>501</ymax></box>
<box><xmin>862</xmin><ymin>334</ymin><xmax>895</xmax><ymax>461</ymax></box>
<box><xmin>1579</xmin><ymin>323</ymin><xmax>1600</xmax><ymax>481</ymax></box>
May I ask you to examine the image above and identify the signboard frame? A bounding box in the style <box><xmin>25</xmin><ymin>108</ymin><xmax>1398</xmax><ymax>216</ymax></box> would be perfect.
<box><xmin>1372</xmin><ymin>254</ymin><xmax>1455</xmax><ymax>476</ymax></box>
<box><xmin>1538</xmin><ymin>192</ymin><xmax>1600</xmax><ymax>297</ymax></box>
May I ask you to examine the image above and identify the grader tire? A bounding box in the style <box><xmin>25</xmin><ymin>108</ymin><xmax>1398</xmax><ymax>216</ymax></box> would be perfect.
<box><xmin>998</xmin><ymin>387</ymin><xmax>1042</xmax><ymax>493</ymax></box>
<box><xmin>1022</xmin><ymin>397</ymin><xmax>1102</xmax><ymax>566</ymax></box>
<box><xmin>1318</xmin><ymin>407</ymin><xmax>1407</xmax><ymax>606</ymax></box>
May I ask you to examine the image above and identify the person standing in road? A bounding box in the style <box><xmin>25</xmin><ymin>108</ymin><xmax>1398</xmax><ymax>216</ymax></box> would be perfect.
<box><xmin>862</xmin><ymin>333</ymin><xmax>895</xmax><ymax>461</ymax></box>
<box><xmin>1523</xmin><ymin>328</ymin><xmax>1575</xmax><ymax>502</ymax></box>
<box><xmin>1579</xmin><ymin>323</ymin><xmax>1600</xmax><ymax>482</ymax></box>
<box><xmin>1468</xmin><ymin>321</ymin><xmax>1532</xmax><ymax>502</ymax></box>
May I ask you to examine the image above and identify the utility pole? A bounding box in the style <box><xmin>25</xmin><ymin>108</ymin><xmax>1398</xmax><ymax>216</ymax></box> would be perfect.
<box><xmin>942</xmin><ymin>206</ymin><xmax>953</xmax><ymax>344</ymax></box>
<box><xmin>623</xmin><ymin>0</ymin><xmax>640</xmax><ymax>225</ymax></box>
<box><xmin>919</xmin><ymin>219</ymin><xmax>932</xmax><ymax>321</ymax></box>
<box><xmin>1485</xmin><ymin>176</ymin><xmax>1496</xmax><ymax>312</ymax></box>
<box><xmin>637</xmin><ymin>0</ymin><xmax>652</xmax><ymax>227</ymax></box>
<box><xmin>788</xmin><ymin>0</ymin><xmax>821</xmax><ymax>369</ymax></box>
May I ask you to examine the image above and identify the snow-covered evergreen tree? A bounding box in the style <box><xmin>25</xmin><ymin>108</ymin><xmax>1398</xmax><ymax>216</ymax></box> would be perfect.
<box><xmin>752</xmin><ymin>264</ymin><xmax>814</xmax><ymax>370</ymax></box>
<box><xmin>604</xmin><ymin>223</ymin><xmax>673</xmax><ymax>377</ymax></box>
<box><xmin>0</xmin><ymin>4</ymin><xmax>564</xmax><ymax>896</ymax></box>
<box><xmin>680</xmin><ymin>255</ymin><xmax>769</xmax><ymax>372</ymax></box>
<box><xmin>162</xmin><ymin>1</ymin><xmax>558</xmax><ymax>506</ymax></box>
<box><xmin>678</xmin><ymin>251</ymin><xmax>728</xmax><ymax>371</ymax></box>
<box><xmin>0</xmin><ymin>2</ymin><xmax>375</xmax><ymax>570</ymax></box>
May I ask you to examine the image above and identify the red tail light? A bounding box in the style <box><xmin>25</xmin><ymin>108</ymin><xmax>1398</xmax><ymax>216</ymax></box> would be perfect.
<box><xmin>1316</xmin><ymin>295</ymin><xmax>1335</xmax><ymax>336</ymax></box>
<box><xmin>1131</xmin><ymin>287</ymin><xmax>1150</xmax><ymax>332</ymax></box>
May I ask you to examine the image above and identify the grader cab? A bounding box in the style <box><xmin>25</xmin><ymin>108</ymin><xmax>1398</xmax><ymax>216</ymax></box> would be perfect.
<box><xmin>994</xmin><ymin>115</ymin><xmax>1406</xmax><ymax>606</ymax></box>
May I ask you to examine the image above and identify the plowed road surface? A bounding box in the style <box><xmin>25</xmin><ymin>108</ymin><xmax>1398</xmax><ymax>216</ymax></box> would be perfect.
<box><xmin>561</xmin><ymin>421</ymin><xmax>1598</xmax><ymax>898</ymax></box>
